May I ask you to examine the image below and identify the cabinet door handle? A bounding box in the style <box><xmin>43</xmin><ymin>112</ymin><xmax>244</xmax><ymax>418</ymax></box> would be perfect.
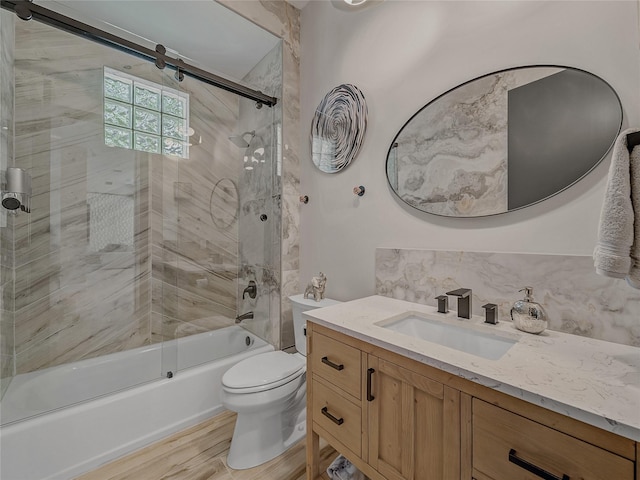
<box><xmin>508</xmin><ymin>449</ymin><xmax>570</xmax><ymax>480</ymax></box>
<box><xmin>366</xmin><ymin>367</ymin><xmax>375</xmax><ymax>401</ymax></box>
<box><xmin>321</xmin><ymin>406</ymin><xmax>344</xmax><ymax>425</ymax></box>
<box><xmin>321</xmin><ymin>356</ymin><xmax>344</xmax><ymax>371</ymax></box>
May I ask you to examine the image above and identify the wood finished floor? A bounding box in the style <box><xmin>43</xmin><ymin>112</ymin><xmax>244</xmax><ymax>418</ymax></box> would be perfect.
<box><xmin>76</xmin><ymin>410</ymin><xmax>335</xmax><ymax>480</ymax></box>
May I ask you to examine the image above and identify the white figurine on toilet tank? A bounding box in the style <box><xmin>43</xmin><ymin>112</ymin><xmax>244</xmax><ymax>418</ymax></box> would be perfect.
<box><xmin>304</xmin><ymin>272</ymin><xmax>327</xmax><ymax>301</ymax></box>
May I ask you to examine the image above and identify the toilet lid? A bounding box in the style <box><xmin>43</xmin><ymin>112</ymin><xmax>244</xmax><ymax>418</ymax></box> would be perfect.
<box><xmin>222</xmin><ymin>351</ymin><xmax>305</xmax><ymax>393</ymax></box>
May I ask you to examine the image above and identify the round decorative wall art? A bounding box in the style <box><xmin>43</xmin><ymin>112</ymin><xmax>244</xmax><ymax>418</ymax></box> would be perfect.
<box><xmin>310</xmin><ymin>84</ymin><xmax>368</xmax><ymax>173</ymax></box>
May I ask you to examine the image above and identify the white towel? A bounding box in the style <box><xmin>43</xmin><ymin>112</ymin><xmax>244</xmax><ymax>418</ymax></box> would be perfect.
<box><xmin>628</xmin><ymin>140</ymin><xmax>640</xmax><ymax>288</ymax></box>
<box><xmin>594</xmin><ymin>127</ymin><xmax>640</xmax><ymax>289</ymax></box>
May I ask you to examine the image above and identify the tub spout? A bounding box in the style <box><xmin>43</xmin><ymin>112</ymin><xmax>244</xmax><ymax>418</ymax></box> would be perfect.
<box><xmin>235</xmin><ymin>311</ymin><xmax>254</xmax><ymax>323</ymax></box>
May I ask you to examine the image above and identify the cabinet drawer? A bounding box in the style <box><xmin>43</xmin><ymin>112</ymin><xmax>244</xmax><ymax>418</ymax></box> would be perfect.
<box><xmin>312</xmin><ymin>379</ymin><xmax>362</xmax><ymax>457</ymax></box>
<box><xmin>472</xmin><ymin>399</ymin><xmax>634</xmax><ymax>480</ymax></box>
<box><xmin>311</xmin><ymin>332</ymin><xmax>361</xmax><ymax>399</ymax></box>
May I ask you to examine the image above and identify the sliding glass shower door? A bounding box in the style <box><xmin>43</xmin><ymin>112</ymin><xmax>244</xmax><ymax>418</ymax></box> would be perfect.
<box><xmin>0</xmin><ymin>2</ymin><xmax>282</xmax><ymax>425</ymax></box>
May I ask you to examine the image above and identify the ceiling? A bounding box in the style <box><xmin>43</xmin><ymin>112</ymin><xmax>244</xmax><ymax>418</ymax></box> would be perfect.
<box><xmin>39</xmin><ymin>0</ymin><xmax>281</xmax><ymax>80</ymax></box>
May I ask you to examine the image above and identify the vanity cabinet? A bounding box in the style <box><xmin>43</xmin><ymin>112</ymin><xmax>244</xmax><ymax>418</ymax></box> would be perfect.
<box><xmin>472</xmin><ymin>399</ymin><xmax>635</xmax><ymax>480</ymax></box>
<box><xmin>306</xmin><ymin>322</ymin><xmax>638</xmax><ymax>480</ymax></box>
<box><xmin>309</xmin><ymin>330</ymin><xmax>364</xmax><ymax>459</ymax></box>
<box><xmin>307</xmin><ymin>323</ymin><xmax>460</xmax><ymax>480</ymax></box>
<box><xmin>367</xmin><ymin>355</ymin><xmax>460</xmax><ymax>480</ymax></box>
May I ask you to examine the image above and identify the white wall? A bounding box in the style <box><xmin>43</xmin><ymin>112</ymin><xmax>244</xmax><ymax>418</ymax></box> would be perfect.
<box><xmin>299</xmin><ymin>0</ymin><xmax>640</xmax><ymax>302</ymax></box>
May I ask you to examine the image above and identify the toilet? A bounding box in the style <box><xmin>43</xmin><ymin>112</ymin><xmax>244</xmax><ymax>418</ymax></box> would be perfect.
<box><xmin>220</xmin><ymin>293</ymin><xmax>341</xmax><ymax>470</ymax></box>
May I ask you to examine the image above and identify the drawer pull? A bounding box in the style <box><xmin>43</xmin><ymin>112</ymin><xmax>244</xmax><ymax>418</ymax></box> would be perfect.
<box><xmin>321</xmin><ymin>356</ymin><xmax>344</xmax><ymax>371</ymax></box>
<box><xmin>321</xmin><ymin>406</ymin><xmax>344</xmax><ymax>426</ymax></box>
<box><xmin>508</xmin><ymin>449</ymin><xmax>570</xmax><ymax>480</ymax></box>
<box><xmin>366</xmin><ymin>368</ymin><xmax>375</xmax><ymax>401</ymax></box>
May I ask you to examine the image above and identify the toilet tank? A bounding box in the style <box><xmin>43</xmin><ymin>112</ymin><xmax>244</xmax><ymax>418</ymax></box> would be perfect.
<box><xmin>289</xmin><ymin>294</ymin><xmax>341</xmax><ymax>356</ymax></box>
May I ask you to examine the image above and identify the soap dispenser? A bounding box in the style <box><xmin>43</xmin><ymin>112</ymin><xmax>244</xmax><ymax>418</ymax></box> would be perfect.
<box><xmin>510</xmin><ymin>287</ymin><xmax>547</xmax><ymax>334</ymax></box>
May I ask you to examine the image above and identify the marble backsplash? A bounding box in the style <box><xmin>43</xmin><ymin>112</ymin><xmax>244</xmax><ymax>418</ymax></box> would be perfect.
<box><xmin>376</xmin><ymin>248</ymin><xmax>640</xmax><ymax>347</ymax></box>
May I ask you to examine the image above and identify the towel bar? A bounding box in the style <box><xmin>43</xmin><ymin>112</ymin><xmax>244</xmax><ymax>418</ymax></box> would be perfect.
<box><xmin>627</xmin><ymin>131</ymin><xmax>640</xmax><ymax>153</ymax></box>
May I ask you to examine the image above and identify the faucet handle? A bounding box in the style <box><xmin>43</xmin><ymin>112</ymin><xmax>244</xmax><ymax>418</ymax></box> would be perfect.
<box><xmin>243</xmin><ymin>280</ymin><xmax>257</xmax><ymax>299</ymax></box>
<box><xmin>482</xmin><ymin>303</ymin><xmax>498</xmax><ymax>325</ymax></box>
<box><xmin>435</xmin><ymin>295</ymin><xmax>449</xmax><ymax>314</ymax></box>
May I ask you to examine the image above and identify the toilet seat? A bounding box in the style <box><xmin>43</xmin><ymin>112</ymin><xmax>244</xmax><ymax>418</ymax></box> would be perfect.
<box><xmin>222</xmin><ymin>351</ymin><xmax>305</xmax><ymax>394</ymax></box>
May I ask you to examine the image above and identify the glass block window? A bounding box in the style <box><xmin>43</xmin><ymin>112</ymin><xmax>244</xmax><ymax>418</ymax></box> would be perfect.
<box><xmin>104</xmin><ymin>67</ymin><xmax>189</xmax><ymax>158</ymax></box>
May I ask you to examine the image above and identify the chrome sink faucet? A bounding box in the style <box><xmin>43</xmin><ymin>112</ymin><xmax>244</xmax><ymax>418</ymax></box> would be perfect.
<box><xmin>446</xmin><ymin>288</ymin><xmax>472</xmax><ymax>319</ymax></box>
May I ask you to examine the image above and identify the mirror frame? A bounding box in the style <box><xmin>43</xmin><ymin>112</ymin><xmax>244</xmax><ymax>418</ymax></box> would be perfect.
<box><xmin>386</xmin><ymin>65</ymin><xmax>623</xmax><ymax>218</ymax></box>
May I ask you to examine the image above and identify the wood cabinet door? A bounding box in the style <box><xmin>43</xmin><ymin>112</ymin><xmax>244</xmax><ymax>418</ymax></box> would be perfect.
<box><xmin>367</xmin><ymin>355</ymin><xmax>461</xmax><ymax>480</ymax></box>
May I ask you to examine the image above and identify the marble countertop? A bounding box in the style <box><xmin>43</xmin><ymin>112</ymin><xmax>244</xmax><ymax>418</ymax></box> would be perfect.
<box><xmin>303</xmin><ymin>295</ymin><xmax>640</xmax><ymax>441</ymax></box>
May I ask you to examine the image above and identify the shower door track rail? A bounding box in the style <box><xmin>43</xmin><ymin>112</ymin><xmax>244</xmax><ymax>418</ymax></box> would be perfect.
<box><xmin>1</xmin><ymin>0</ymin><xmax>278</xmax><ymax>108</ymax></box>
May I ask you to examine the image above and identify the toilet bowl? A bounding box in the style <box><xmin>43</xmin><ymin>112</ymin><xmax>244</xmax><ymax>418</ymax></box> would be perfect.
<box><xmin>221</xmin><ymin>294</ymin><xmax>340</xmax><ymax>470</ymax></box>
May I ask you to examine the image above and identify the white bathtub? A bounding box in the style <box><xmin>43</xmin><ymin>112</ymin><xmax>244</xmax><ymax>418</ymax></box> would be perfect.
<box><xmin>0</xmin><ymin>326</ymin><xmax>273</xmax><ymax>480</ymax></box>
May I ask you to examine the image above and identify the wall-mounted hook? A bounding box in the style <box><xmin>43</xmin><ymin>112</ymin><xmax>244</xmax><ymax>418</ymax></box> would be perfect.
<box><xmin>353</xmin><ymin>186</ymin><xmax>365</xmax><ymax>197</ymax></box>
<box><xmin>299</xmin><ymin>195</ymin><xmax>309</xmax><ymax>204</ymax></box>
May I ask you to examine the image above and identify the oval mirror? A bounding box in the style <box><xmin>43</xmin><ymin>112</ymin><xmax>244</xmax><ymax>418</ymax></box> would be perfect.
<box><xmin>386</xmin><ymin>66</ymin><xmax>623</xmax><ymax>217</ymax></box>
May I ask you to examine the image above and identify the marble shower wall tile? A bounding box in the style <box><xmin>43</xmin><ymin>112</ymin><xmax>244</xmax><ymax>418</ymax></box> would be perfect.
<box><xmin>150</xmin><ymin>138</ymin><xmax>240</xmax><ymax>336</ymax></box>
<box><xmin>10</xmin><ymin>13</ymin><xmax>250</xmax><ymax>372</ymax></box>
<box><xmin>237</xmin><ymin>40</ymin><xmax>283</xmax><ymax>346</ymax></box>
<box><xmin>10</xmin><ymin>21</ymin><xmax>159</xmax><ymax>372</ymax></box>
<box><xmin>1</xmin><ymin>264</ymin><xmax>12</xmax><ymax>316</ymax></box>
<box><xmin>223</xmin><ymin>1</ymin><xmax>300</xmax><ymax>349</ymax></box>
<box><xmin>15</xmin><ymin>308</ymin><xmax>150</xmax><ymax>374</ymax></box>
<box><xmin>15</xmin><ymin>270</ymin><xmax>151</xmax><ymax>373</ymax></box>
<box><xmin>0</xmin><ymin>11</ymin><xmax>15</xmax><ymax>397</ymax></box>
<box><xmin>278</xmin><ymin>3</ymin><xmax>301</xmax><ymax>348</ymax></box>
<box><xmin>238</xmin><ymin>195</ymin><xmax>276</xmax><ymax>269</ymax></box>
<box><xmin>152</xmin><ymin>276</ymin><xmax>235</xmax><ymax>320</ymax></box>
<box><xmin>0</xmin><ymin>309</ymin><xmax>13</xmax><ymax>398</ymax></box>
<box><xmin>6</xmin><ymin>2</ymin><xmax>299</xmax><ymax>375</ymax></box>
<box><xmin>1</xmin><ymin>11</ymin><xmax>14</xmax><ymax>233</ymax></box>
<box><xmin>376</xmin><ymin>248</ymin><xmax>640</xmax><ymax>346</ymax></box>
<box><xmin>236</xmin><ymin>263</ymin><xmax>280</xmax><ymax>346</ymax></box>
<box><xmin>149</xmin><ymin>75</ymin><xmax>241</xmax><ymax>341</ymax></box>
<box><xmin>150</xmin><ymin>312</ymin><xmax>235</xmax><ymax>344</ymax></box>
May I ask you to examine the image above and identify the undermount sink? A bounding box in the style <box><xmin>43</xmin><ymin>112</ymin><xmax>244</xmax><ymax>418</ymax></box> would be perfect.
<box><xmin>375</xmin><ymin>312</ymin><xmax>518</xmax><ymax>360</ymax></box>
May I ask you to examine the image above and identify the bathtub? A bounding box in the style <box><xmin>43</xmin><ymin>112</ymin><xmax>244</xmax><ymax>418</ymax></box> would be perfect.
<box><xmin>0</xmin><ymin>325</ymin><xmax>273</xmax><ymax>480</ymax></box>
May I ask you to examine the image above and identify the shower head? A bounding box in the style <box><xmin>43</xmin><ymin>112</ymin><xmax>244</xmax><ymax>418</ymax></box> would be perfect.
<box><xmin>228</xmin><ymin>130</ymin><xmax>255</xmax><ymax>148</ymax></box>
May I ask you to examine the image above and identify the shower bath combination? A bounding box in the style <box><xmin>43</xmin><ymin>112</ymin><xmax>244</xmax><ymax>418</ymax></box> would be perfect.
<box><xmin>1</xmin><ymin>167</ymin><xmax>32</xmax><ymax>213</ymax></box>
<box><xmin>0</xmin><ymin>0</ymin><xmax>283</xmax><ymax>477</ymax></box>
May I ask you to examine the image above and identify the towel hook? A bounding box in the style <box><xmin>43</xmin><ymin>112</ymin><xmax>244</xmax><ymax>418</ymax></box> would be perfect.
<box><xmin>353</xmin><ymin>186</ymin><xmax>365</xmax><ymax>197</ymax></box>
